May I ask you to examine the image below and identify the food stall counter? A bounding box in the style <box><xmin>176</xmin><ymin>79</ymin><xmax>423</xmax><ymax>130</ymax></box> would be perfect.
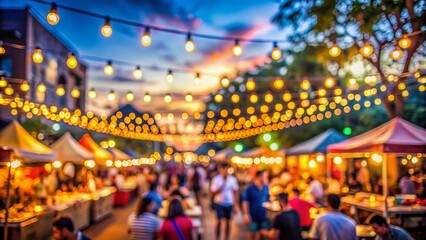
<box><xmin>90</xmin><ymin>187</ymin><xmax>116</xmax><ymax>222</ymax></box>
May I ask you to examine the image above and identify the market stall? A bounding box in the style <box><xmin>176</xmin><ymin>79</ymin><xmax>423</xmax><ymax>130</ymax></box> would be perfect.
<box><xmin>212</xmin><ymin>146</ymin><xmax>237</xmax><ymax>162</ymax></box>
<box><xmin>78</xmin><ymin>134</ymin><xmax>113</xmax><ymax>167</ymax></box>
<box><xmin>327</xmin><ymin>117</ymin><xmax>426</xmax><ymax>228</ymax></box>
<box><xmin>0</xmin><ymin>121</ymin><xmax>57</xmax><ymax>240</ymax></box>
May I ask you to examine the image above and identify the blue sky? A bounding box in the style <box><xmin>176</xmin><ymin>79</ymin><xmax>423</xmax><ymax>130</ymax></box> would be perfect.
<box><xmin>1</xmin><ymin>0</ymin><xmax>290</xmax><ymax>128</ymax></box>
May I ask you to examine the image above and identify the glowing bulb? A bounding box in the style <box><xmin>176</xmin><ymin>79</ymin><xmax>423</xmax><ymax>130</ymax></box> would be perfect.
<box><xmin>214</xmin><ymin>94</ymin><xmax>223</xmax><ymax>103</ymax></box>
<box><xmin>32</xmin><ymin>47</ymin><xmax>44</xmax><ymax>64</ymax></box>
<box><xmin>144</xmin><ymin>92</ymin><xmax>152</xmax><ymax>103</ymax></box>
<box><xmin>53</xmin><ymin>160</ymin><xmax>62</xmax><ymax>168</ymax></box>
<box><xmin>66</xmin><ymin>53</ymin><xmax>78</xmax><ymax>69</ymax></box>
<box><xmin>104</xmin><ymin>61</ymin><xmax>114</xmax><ymax>75</ymax></box>
<box><xmin>273</xmin><ymin>78</ymin><xmax>284</xmax><ymax>90</ymax></box>
<box><xmin>164</xmin><ymin>93</ymin><xmax>172</xmax><ymax>103</ymax></box>
<box><xmin>308</xmin><ymin>160</ymin><xmax>316</xmax><ymax>168</ymax></box>
<box><xmin>88</xmin><ymin>88</ymin><xmax>96</xmax><ymax>99</ymax></box>
<box><xmin>56</xmin><ymin>85</ymin><xmax>65</xmax><ymax>96</ymax></box>
<box><xmin>185</xmin><ymin>93</ymin><xmax>193</xmax><ymax>102</ymax></box>
<box><xmin>221</xmin><ymin>76</ymin><xmax>230</xmax><ymax>87</ymax></box>
<box><xmin>133</xmin><ymin>66</ymin><xmax>143</xmax><ymax>79</ymax></box>
<box><xmin>126</xmin><ymin>91</ymin><xmax>134</xmax><ymax>102</ymax></box>
<box><xmin>71</xmin><ymin>88</ymin><xmax>80</xmax><ymax>98</ymax></box>
<box><xmin>101</xmin><ymin>17</ymin><xmax>112</xmax><ymax>37</ymax></box>
<box><xmin>141</xmin><ymin>27</ymin><xmax>151</xmax><ymax>47</ymax></box>
<box><xmin>165</xmin><ymin>70</ymin><xmax>174</xmax><ymax>83</ymax></box>
<box><xmin>271</xmin><ymin>42</ymin><xmax>282</xmax><ymax>60</ymax></box>
<box><xmin>106</xmin><ymin>160</ymin><xmax>113</xmax><ymax>167</ymax></box>
<box><xmin>324</xmin><ymin>77</ymin><xmax>335</xmax><ymax>88</ymax></box>
<box><xmin>185</xmin><ymin>33</ymin><xmax>195</xmax><ymax>52</ymax></box>
<box><xmin>20</xmin><ymin>81</ymin><xmax>30</xmax><ymax>92</ymax></box>
<box><xmin>85</xmin><ymin>160</ymin><xmax>95</xmax><ymax>168</ymax></box>
<box><xmin>398</xmin><ymin>34</ymin><xmax>411</xmax><ymax>49</ymax></box>
<box><xmin>360</xmin><ymin>42</ymin><xmax>374</xmax><ymax>58</ymax></box>
<box><xmin>333</xmin><ymin>156</ymin><xmax>342</xmax><ymax>165</ymax></box>
<box><xmin>390</xmin><ymin>46</ymin><xmax>403</xmax><ymax>61</ymax></box>
<box><xmin>37</xmin><ymin>83</ymin><xmax>46</xmax><ymax>93</ymax></box>
<box><xmin>194</xmin><ymin>73</ymin><xmax>201</xmax><ymax>85</ymax></box>
<box><xmin>372</xmin><ymin>153</ymin><xmax>383</xmax><ymax>163</ymax></box>
<box><xmin>107</xmin><ymin>90</ymin><xmax>116</xmax><ymax>101</ymax></box>
<box><xmin>316</xmin><ymin>154</ymin><xmax>324</xmax><ymax>162</ymax></box>
<box><xmin>232</xmin><ymin>40</ymin><xmax>242</xmax><ymax>56</ymax></box>
<box><xmin>47</xmin><ymin>3</ymin><xmax>59</xmax><ymax>25</ymax></box>
<box><xmin>0</xmin><ymin>77</ymin><xmax>7</xmax><ymax>87</ymax></box>
<box><xmin>10</xmin><ymin>160</ymin><xmax>21</xmax><ymax>169</ymax></box>
<box><xmin>329</xmin><ymin>44</ymin><xmax>341</xmax><ymax>57</ymax></box>
<box><xmin>0</xmin><ymin>41</ymin><xmax>5</xmax><ymax>55</ymax></box>
<box><xmin>246</xmin><ymin>78</ymin><xmax>256</xmax><ymax>91</ymax></box>
<box><xmin>5</xmin><ymin>84</ymin><xmax>14</xmax><ymax>95</ymax></box>
<box><xmin>301</xmin><ymin>79</ymin><xmax>311</xmax><ymax>90</ymax></box>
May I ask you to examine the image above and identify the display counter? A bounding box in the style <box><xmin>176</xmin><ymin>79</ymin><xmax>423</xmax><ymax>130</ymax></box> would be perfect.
<box><xmin>90</xmin><ymin>187</ymin><xmax>116</xmax><ymax>222</ymax></box>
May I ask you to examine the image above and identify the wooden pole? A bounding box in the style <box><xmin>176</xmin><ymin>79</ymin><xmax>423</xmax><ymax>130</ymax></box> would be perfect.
<box><xmin>382</xmin><ymin>154</ymin><xmax>389</xmax><ymax>220</ymax></box>
<box><xmin>4</xmin><ymin>152</ymin><xmax>13</xmax><ymax>240</ymax></box>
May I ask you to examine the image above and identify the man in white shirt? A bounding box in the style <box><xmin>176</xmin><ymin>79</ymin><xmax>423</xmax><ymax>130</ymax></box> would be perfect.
<box><xmin>210</xmin><ymin>163</ymin><xmax>239</xmax><ymax>240</ymax></box>
<box><xmin>307</xmin><ymin>176</ymin><xmax>324</xmax><ymax>206</ymax></box>
<box><xmin>309</xmin><ymin>194</ymin><xmax>357</xmax><ymax>240</ymax></box>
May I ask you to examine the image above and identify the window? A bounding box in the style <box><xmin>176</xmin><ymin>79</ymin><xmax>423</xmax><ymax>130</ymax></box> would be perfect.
<box><xmin>0</xmin><ymin>58</ymin><xmax>12</xmax><ymax>77</ymax></box>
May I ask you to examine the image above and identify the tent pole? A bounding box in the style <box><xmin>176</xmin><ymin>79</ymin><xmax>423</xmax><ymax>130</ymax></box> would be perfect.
<box><xmin>382</xmin><ymin>154</ymin><xmax>389</xmax><ymax>221</ymax></box>
<box><xmin>4</xmin><ymin>152</ymin><xmax>13</xmax><ymax>240</ymax></box>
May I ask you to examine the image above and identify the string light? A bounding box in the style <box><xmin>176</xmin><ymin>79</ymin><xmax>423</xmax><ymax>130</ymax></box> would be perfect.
<box><xmin>398</xmin><ymin>34</ymin><xmax>411</xmax><ymax>49</ymax></box>
<box><xmin>144</xmin><ymin>92</ymin><xmax>152</xmax><ymax>103</ymax></box>
<box><xmin>37</xmin><ymin>82</ymin><xmax>46</xmax><ymax>93</ymax></box>
<box><xmin>360</xmin><ymin>42</ymin><xmax>374</xmax><ymax>58</ymax></box>
<box><xmin>104</xmin><ymin>60</ymin><xmax>114</xmax><ymax>75</ymax></box>
<box><xmin>194</xmin><ymin>73</ymin><xmax>201</xmax><ymax>85</ymax></box>
<box><xmin>0</xmin><ymin>76</ymin><xmax>7</xmax><ymax>87</ymax></box>
<box><xmin>324</xmin><ymin>77</ymin><xmax>335</xmax><ymax>88</ymax></box>
<box><xmin>273</xmin><ymin>78</ymin><xmax>284</xmax><ymax>90</ymax></box>
<box><xmin>133</xmin><ymin>66</ymin><xmax>143</xmax><ymax>79</ymax></box>
<box><xmin>185</xmin><ymin>33</ymin><xmax>195</xmax><ymax>52</ymax></box>
<box><xmin>88</xmin><ymin>88</ymin><xmax>97</xmax><ymax>99</ymax></box>
<box><xmin>32</xmin><ymin>47</ymin><xmax>44</xmax><ymax>64</ymax></box>
<box><xmin>126</xmin><ymin>91</ymin><xmax>135</xmax><ymax>102</ymax></box>
<box><xmin>141</xmin><ymin>27</ymin><xmax>152</xmax><ymax>47</ymax></box>
<box><xmin>246</xmin><ymin>78</ymin><xmax>256</xmax><ymax>91</ymax></box>
<box><xmin>101</xmin><ymin>17</ymin><xmax>112</xmax><ymax>37</ymax></box>
<box><xmin>47</xmin><ymin>3</ymin><xmax>60</xmax><ymax>25</ymax></box>
<box><xmin>108</xmin><ymin>90</ymin><xmax>116</xmax><ymax>101</ymax></box>
<box><xmin>20</xmin><ymin>81</ymin><xmax>30</xmax><ymax>92</ymax></box>
<box><xmin>0</xmin><ymin>41</ymin><xmax>5</xmax><ymax>54</ymax></box>
<box><xmin>221</xmin><ymin>76</ymin><xmax>230</xmax><ymax>88</ymax></box>
<box><xmin>4</xmin><ymin>84</ymin><xmax>14</xmax><ymax>95</ymax></box>
<box><xmin>232</xmin><ymin>40</ymin><xmax>242</xmax><ymax>56</ymax></box>
<box><xmin>164</xmin><ymin>93</ymin><xmax>172</xmax><ymax>103</ymax></box>
<box><xmin>390</xmin><ymin>46</ymin><xmax>403</xmax><ymax>61</ymax></box>
<box><xmin>214</xmin><ymin>94</ymin><xmax>223</xmax><ymax>103</ymax></box>
<box><xmin>271</xmin><ymin>42</ymin><xmax>282</xmax><ymax>60</ymax></box>
<box><xmin>329</xmin><ymin>43</ymin><xmax>341</xmax><ymax>57</ymax></box>
<box><xmin>71</xmin><ymin>87</ymin><xmax>80</xmax><ymax>98</ymax></box>
<box><xmin>165</xmin><ymin>69</ymin><xmax>174</xmax><ymax>83</ymax></box>
<box><xmin>66</xmin><ymin>53</ymin><xmax>78</xmax><ymax>69</ymax></box>
<box><xmin>185</xmin><ymin>93</ymin><xmax>193</xmax><ymax>102</ymax></box>
<box><xmin>301</xmin><ymin>79</ymin><xmax>311</xmax><ymax>90</ymax></box>
<box><xmin>56</xmin><ymin>85</ymin><xmax>65</xmax><ymax>96</ymax></box>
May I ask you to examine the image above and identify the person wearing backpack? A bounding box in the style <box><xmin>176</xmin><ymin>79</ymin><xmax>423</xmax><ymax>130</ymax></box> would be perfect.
<box><xmin>160</xmin><ymin>198</ymin><xmax>195</xmax><ymax>240</ymax></box>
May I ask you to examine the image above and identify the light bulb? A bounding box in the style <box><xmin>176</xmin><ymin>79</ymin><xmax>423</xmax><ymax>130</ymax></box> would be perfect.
<box><xmin>273</xmin><ymin>77</ymin><xmax>284</xmax><ymax>90</ymax></box>
<box><xmin>101</xmin><ymin>17</ymin><xmax>112</xmax><ymax>37</ymax></box>
<box><xmin>133</xmin><ymin>66</ymin><xmax>143</xmax><ymax>79</ymax></box>
<box><xmin>398</xmin><ymin>34</ymin><xmax>411</xmax><ymax>49</ymax></box>
<box><xmin>107</xmin><ymin>90</ymin><xmax>116</xmax><ymax>101</ymax></box>
<box><xmin>329</xmin><ymin>43</ymin><xmax>341</xmax><ymax>57</ymax></box>
<box><xmin>71</xmin><ymin>88</ymin><xmax>80</xmax><ymax>98</ymax></box>
<box><xmin>56</xmin><ymin>85</ymin><xmax>65</xmax><ymax>96</ymax></box>
<box><xmin>185</xmin><ymin>93</ymin><xmax>193</xmax><ymax>102</ymax></box>
<box><xmin>20</xmin><ymin>81</ymin><xmax>30</xmax><ymax>92</ymax></box>
<box><xmin>301</xmin><ymin>79</ymin><xmax>311</xmax><ymax>90</ymax></box>
<box><xmin>32</xmin><ymin>47</ymin><xmax>44</xmax><ymax>64</ymax></box>
<box><xmin>246</xmin><ymin>78</ymin><xmax>256</xmax><ymax>91</ymax></box>
<box><xmin>194</xmin><ymin>73</ymin><xmax>201</xmax><ymax>85</ymax></box>
<box><xmin>0</xmin><ymin>77</ymin><xmax>7</xmax><ymax>87</ymax></box>
<box><xmin>221</xmin><ymin>76</ymin><xmax>230</xmax><ymax>87</ymax></box>
<box><xmin>271</xmin><ymin>42</ymin><xmax>282</xmax><ymax>60</ymax></box>
<box><xmin>141</xmin><ymin>27</ymin><xmax>151</xmax><ymax>47</ymax></box>
<box><xmin>185</xmin><ymin>33</ymin><xmax>195</xmax><ymax>52</ymax></box>
<box><xmin>37</xmin><ymin>83</ymin><xmax>46</xmax><ymax>93</ymax></box>
<box><xmin>47</xmin><ymin>3</ymin><xmax>60</xmax><ymax>25</ymax></box>
<box><xmin>164</xmin><ymin>93</ymin><xmax>172</xmax><ymax>103</ymax></box>
<box><xmin>5</xmin><ymin>84</ymin><xmax>14</xmax><ymax>95</ymax></box>
<box><xmin>0</xmin><ymin>41</ymin><xmax>5</xmax><ymax>55</ymax></box>
<box><xmin>214</xmin><ymin>94</ymin><xmax>223</xmax><ymax>103</ymax></box>
<box><xmin>360</xmin><ymin>42</ymin><xmax>374</xmax><ymax>58</ymax></box>
<box><xmin>66</xmin><ymin>53</ymin><xmax>78</xmax><ymax>69</ymax></box>
<box><xmin>104</xmin><ymin>60</ymin><xmax>114</xmax><ymax>75</ymax></box>
<box><xmin>324</xmin><ymin>77</ymin><xmax>335</xmax><ymax>88</ymax></box>
<box><xmin>165</xmin><ymin>70</ymin><xmax>174</xmax><ymax>83</ymax></box>
<box><xmin>233</xmin><ymin>40</ymin><xmax>242</xmax><ymax>56</ymax></box>
<box><xmin>144</xmin><ymin>92</ymin><xmax>152</xmax><ymax>103</ymax></box>
<box><xmin>390</xmin><ymin>46</ymin><xmax>403</xmax><ymax>61</ymax></box>
<box><xmin>88</xmin><ymin>88</ymin><xmax>96</xmax><ymax>99</ymax></box>
<box><xmin>126</xmin><ymin>91</ymin><xmax>134</xmax><ymax>102</ymax></box>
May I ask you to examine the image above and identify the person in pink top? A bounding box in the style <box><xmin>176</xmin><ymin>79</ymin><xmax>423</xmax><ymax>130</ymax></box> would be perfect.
<box><xmin>288</xmin><ymin>189</ymin><xmax>316</xmax><ymax>230</ymax></box>
<box><xmin>160</xmin><ymin>198</ymin><xmax>195</xmax><ymax>240</ymax></box>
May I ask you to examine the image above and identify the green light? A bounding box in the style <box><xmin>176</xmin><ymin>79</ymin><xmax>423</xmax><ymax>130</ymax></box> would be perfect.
<box><xmin>270</xmin><ymin>142</ymin><xmax>280</xmax><ymax>151</ymax></box>
<box><xmin>263</xmin><ymin>133</ymin><xmax>272</xmax><ymax>142</ymax></box>
<box><xmin>234</xmin><ymin>143</ymin><xmax>244</xmax><ymax>153</ymax></box>
<box><xmin>343</xmin><ymin>127</ymin><xmax>352</xmax><ymax>136</ymax></box>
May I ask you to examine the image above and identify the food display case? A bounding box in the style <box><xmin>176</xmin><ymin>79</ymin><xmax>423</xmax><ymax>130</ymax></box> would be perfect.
<box><xmin>90</xmin><ymin>187</ymin><xmax>116</xmax><ymax>222</ymax></box>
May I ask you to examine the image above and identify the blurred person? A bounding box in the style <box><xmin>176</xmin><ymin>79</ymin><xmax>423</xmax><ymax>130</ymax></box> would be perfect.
<box><xmin>289</xmin><ymin>188</ymin><xmax>316</xmax><ymax>230</ymax></box>
<box><xmin>53</xmin><ymin>215</ymin><xmax>91</xmax><ymax>240</ymax></box>
<box><xmin>369</xmin><ymin>214</ymin><xmax>414</xmax><ymax>240</ymax></box>
<box><xmin>354</xmin><ymin>159</ymin><xmax>371</xmax><ymax>192</ymax></box>
<box><xmin>412</xmin><ymin>169</ymin><xmax>424</xmax><ymax>195</ymax></box>
<box><xmin>160</xmin><ymin>198</ymin><xmax>195</xmax><ymax>240</ymax></box>
<box><xmin>33</xmin><ymin>172</ymin><xmax>48</xmax><ymax>204</ymax></box>
<box><xmin>306</xmin><ymin>176</ymin><xmax>324</xmax><ymax>206</ymax></box>
<box><xmin>127</xmin><ymin>196</ymin><xmax>161</xmax><ymax>240</ymax></box>
<box><xmin>263</xmin><ymin>192</ymin><xmax>302</xmax><ymax>240</ymax></box>
<box><xmin>399</xmin><ymin>171</ymin><xmax>415</xmax><ymax>194</ymax></box>
<box><xmin>210</xmin><ymin>163</ymin><xmax>239</xmax><ymax>240</ymax></box>
<box><xmin>242</xmin><ymin>170</ymin><xmax>270</xmax><ymax>240</ymax></box>
<box><xmin>165</xmin><ymin>174</ymin><xmax>190</xmax><ymax>198</ymax></box>
<box><xmin>188</xmin><ymin>164</ymin><xmax>206</xmax><ymax>205</ymax></box>
<box><xmin>144</xmin><ymin>182</ymin><xmax>163</xmax><ymax>215</ymax></box>
<box><xmin>309</xmin><ymin>194</ymin><xmax>357</xmax><ymax>240</ymax></box>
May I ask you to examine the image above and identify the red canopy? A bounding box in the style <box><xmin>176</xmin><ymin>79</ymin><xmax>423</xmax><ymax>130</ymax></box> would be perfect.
<box><xmin>328</xmin><ymin>117</ymin><xmax>426</xmax><ymax>154</ymax></box>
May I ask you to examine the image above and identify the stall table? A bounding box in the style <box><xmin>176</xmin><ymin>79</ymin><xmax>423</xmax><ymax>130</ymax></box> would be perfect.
<box><xmin>91</xmin><ymin>187</ymin><xmax>116</xmax><ymax>222</ymax></box>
